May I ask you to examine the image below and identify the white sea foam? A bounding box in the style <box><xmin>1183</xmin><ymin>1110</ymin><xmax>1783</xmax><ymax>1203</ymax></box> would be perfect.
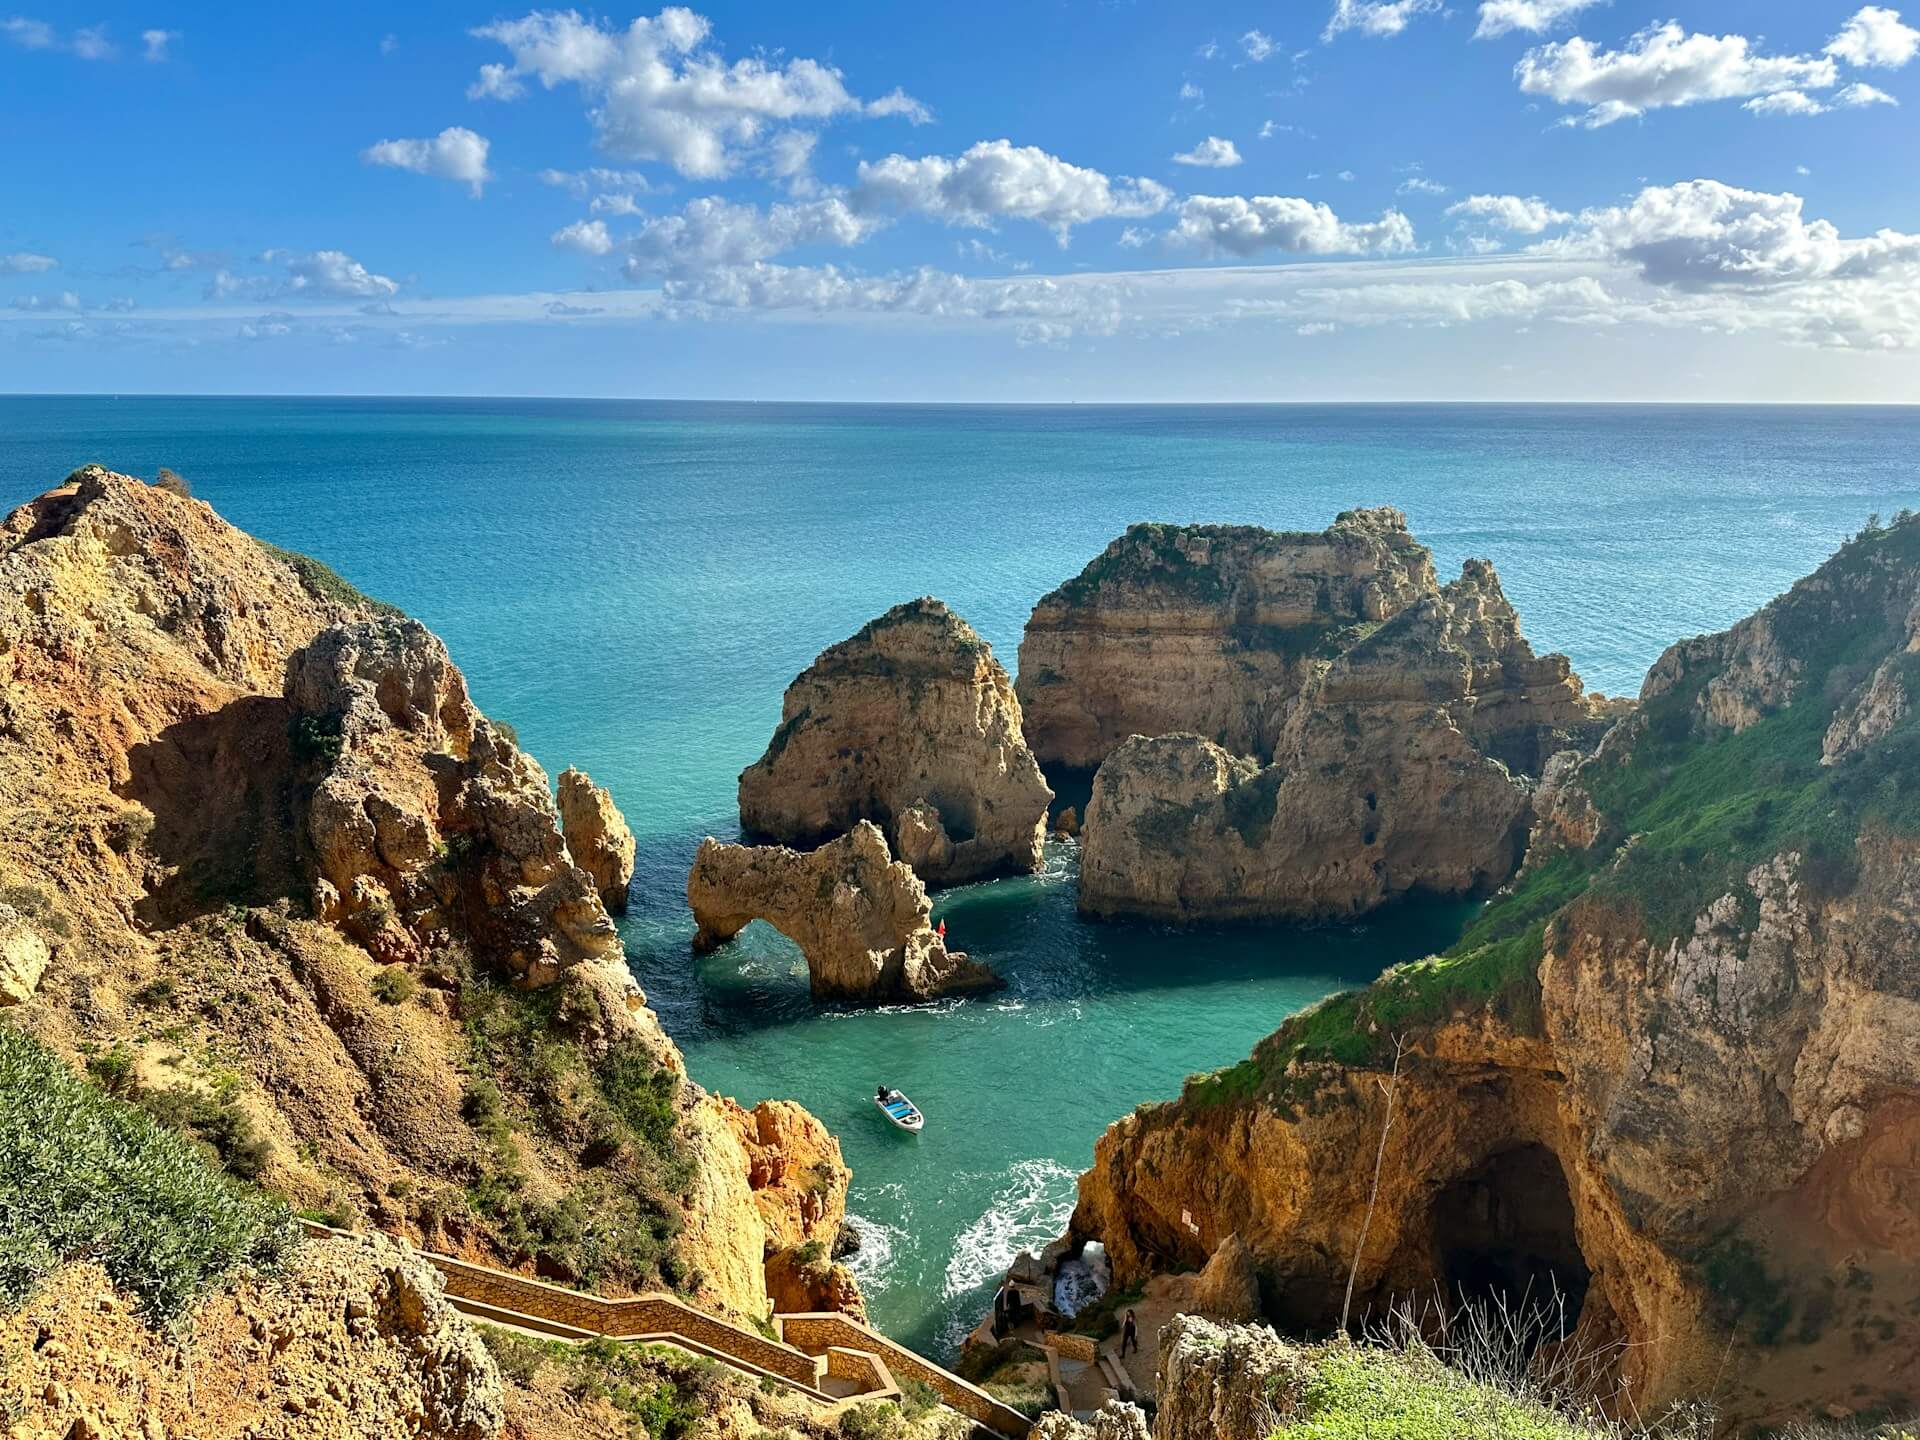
<box><xmin>941</xmin><ymin>1157</ymin><xmax>1078</xmax><ymax>1300</ymax></box>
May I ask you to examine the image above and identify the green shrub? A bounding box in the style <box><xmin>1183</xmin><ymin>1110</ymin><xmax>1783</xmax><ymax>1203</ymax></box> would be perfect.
<box><xmin>0</xmin><ymin>1025</ymin><xmax>296</xmax><ymax>1320</ymax></box>
<box><xmin>0</xmin><ymin>883</ymin><xmax>72</xmax><ymax>939</ymax></box>
<box><xmin>151</xmin><ymin>468</ymin><xmax>191</xmax><ymax>499</ymax></box>
<box><xmin>107</xmin><ymin>807</ymin><xmax>156</xmax><ymax>855</ymax></box>
<box><xmin>370</xmin><ymin>966</ymin><xmax>419</xmax><ymax>1005</ymax></box>
<box><xmin>836</xmin><ymin>1401</ymin><xmax>909</xmax><ymax>1440</ymax></box>
<box><xmin>289</xmin><ymin>710</ymin><xmax>345</xmax><ymax>767</ymax></box>
<box><xmin>899</xmin><ymin>1378</ymin><xmax>942</xmax><ymax>1420</ymax></box>
<box><xmin>256</xmin><ymin>539</ymin><xmax>402</xmax><ymax>616</ymax></box>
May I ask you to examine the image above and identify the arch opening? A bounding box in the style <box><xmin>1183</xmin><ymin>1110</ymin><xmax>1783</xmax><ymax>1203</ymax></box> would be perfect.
<box><xmin>1428</xmin><ymin>1144</ymin><xmax>1591</xmax><ymax>1344</ymax></box>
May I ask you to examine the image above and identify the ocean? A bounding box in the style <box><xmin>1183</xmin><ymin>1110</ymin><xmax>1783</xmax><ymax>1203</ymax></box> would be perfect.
<box><xmin>6</xmin><ymin>396</ymin><xmax>1918</xmax><ymax>1355</ymax></box>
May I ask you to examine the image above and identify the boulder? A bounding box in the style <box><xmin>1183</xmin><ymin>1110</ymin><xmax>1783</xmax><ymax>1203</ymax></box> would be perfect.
<box><xmin>1155</xmin><ymin>1316</ymin><xmax>1302</xmax><ymax>1440</ymax></box>
<box><xmin>557</xmin><ymin>766</ymin><xmax>637</xmax><ymax>913</ymax></box>
<box><xmin>686</xmin><ymin>822</ymin><xmax>1000</xmax><ymax>1004</ymax></box>
<box><xmin>0</xmin><ymin>904</ymin><xmax>51</xmax><ymax>1005</ymax></box>
<box><xmin>738</xmin><ymin>598</ymin><xmax>1051</xmax><ymax>885</ymax></box>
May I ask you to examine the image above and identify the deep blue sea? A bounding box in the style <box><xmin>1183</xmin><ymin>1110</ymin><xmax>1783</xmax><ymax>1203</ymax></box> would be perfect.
<box><xmin>5</xmin><ymin>397</ymin><xmax>1918</xmax><ymax>1355</ymax></box>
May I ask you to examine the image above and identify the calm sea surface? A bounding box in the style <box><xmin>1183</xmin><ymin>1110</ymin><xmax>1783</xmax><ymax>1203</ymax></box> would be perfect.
<box><xmin>6</xmin><ymin>397</ymin><xmax>1917</xmax><ymax>1353</ymax></box>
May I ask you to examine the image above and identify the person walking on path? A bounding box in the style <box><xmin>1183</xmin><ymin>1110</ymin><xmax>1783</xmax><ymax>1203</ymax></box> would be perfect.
<box><xmin>1120</xmin><ymin>1309</ymin><xmax>1139</xmax><ymax>1359</ymax></box>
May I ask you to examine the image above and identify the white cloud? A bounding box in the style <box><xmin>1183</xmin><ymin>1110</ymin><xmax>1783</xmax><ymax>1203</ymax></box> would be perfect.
<box><xmin>471</xmin><ymin>7</ymin><xmax>928</xmax><ymax>180</ymax></box>
<box><xmin>1827</xmin><ymin>6</ymin><xmax>1920</xmax><ymax>68</ymax></box>
<box><xmin>1324</xmin><ymin>0</ymin><xmax>1443</xmax><ymax>42</ymax></box>
<box><xmin>1743</xmin><ymin>81</ymin><xmax>1899</xmax><ymax>116</ymax></box>
<box><xmin>552</xmin><ymin>219</ymin><xmax>615</xmax><ymax>255</ymax></box>
<box><xmin>592</xmin><ymin>193</ymin><xmax>647</xmax><ymax>216</ymax></box>
<box><xmin>1397</xmin><ymin>177</ymin><xmax>1448</xmax><ymax>196</ymax></box>
<box><xmin>1179</xmin><ymin>80</ymin><xmax>1204</xmax><ymax>101</ymax></box>
<box><xmin>852</xmin><ymin>140</ymin><xmax>1171</xmax><ymax>243</ymax></box>
<box><xmin>1445</xmin><ymin>194</ymin><xmax>1570</xmax><ymax>232</ymax></box>
<box><xmin>208</xmin><ymin>250</ymin><xmax>401</xmax><ymax>302</ymax></box>
<box><xmin>1551</xmin><ymin>179</ymin><xmax>1920</xmax><ymax>290</ymax></box>
<box><xmin>3</xmin><ymin>16</ymin><xmax>116</xmax><ymax>57</ymax></box>
<box><xmin>538</xmin><ymin>167</ymin><xmax>656</xmax><ymax>197</ymax></box>
<box><xmin>140</xmin><ymin>28</ymin><xmax>177</xmax><ymax>61</ymax></box>
<box><xmin>0</xmin><ymin>252</ymin><xmax>58</xmax><ymax>274</ymax></box>
<box><xmin>1517</xmin><ymin>22</ymin><xmax>1842</xmax><ymax>126</ymax></box>
<box><xmin>1242</xmin><ymin>29</ymin><xmax>1277</xmax><ymax>61</ymax></box>
<box><xmin>1473</xmin><ymin>0</ymin><xmax>1606</xmax><ymax>41</ymax></box>
<box><xmin>1289</xmin><ymin>275</ymin><xmax>1615</xmax><ymax>327</ymax></box>
<box><xmin>623</xmin><ymin>196</ymin><xmax>884</xmax><ymax>279</ymax></box>
<box><xmin>1173</xmin><ymin>136</ymin><xmax>1243</xmax><ymax>168</ymax></box>
<box><xmin>9</xmin><ymin>291</ymin><xmax>82</xmax><ymax>312</ymax></box>
<box><xmin>467</xmin><ymin>62</ymin><xmax>524</xmax><ymax>100</ymax></box>
<box><xmin>361</xmin><ymin>127</ymin><xmax>492</xmax><ymax>196</ymax></box>
<box><xmin>1165</xmin><ymin>194</ymin><xmax>1418</xmax><ymax>257</ymax></box>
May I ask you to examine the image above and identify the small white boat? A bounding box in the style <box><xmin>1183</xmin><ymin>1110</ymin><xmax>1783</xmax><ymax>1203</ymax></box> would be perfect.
<box><xmin>874</xmin><ymin>1089</ymin><xmax>924</xmax><ymax>1133</ymax></box>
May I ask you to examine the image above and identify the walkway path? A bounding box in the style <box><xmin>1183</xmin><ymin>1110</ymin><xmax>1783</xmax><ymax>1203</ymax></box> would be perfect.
<box><xmin>304</xmin><ymin>1224</ymin><xmax>1032</xmax><ymax>1437</ymax></box>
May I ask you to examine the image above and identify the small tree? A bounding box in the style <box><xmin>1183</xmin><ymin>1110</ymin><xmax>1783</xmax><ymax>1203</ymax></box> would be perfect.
<box><xmin>153</xmin><ymin>467</ymin><xmax>191</xmax><ymax>499</ymax></box>
<box><xmin>1341</xmin><ymin>1033</ymin><xmax>1408</xmax><ymax>1334</ymax></box>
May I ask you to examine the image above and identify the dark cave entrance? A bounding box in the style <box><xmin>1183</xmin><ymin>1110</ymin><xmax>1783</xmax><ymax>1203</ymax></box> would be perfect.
<box><xmin>1429</xmin><ymin>1144</ymin><xmax>1591</xmax><ymax>1341</ymax></box>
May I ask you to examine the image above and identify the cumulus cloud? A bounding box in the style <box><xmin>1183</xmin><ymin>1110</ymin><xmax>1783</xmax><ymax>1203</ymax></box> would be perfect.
<box><xmin>1516</xmin><ymin>22</ymin><xmax>1842</xmax><ymax>126</ymax></box>
<box><xmin>1445</xmin><ymin>194</ymin><xmax>1571</xmax><ymax>232</ymax></box>
<box><xmin>552</xmin><ymin>219</ymin><xmax>615</xmax><ymax>255</ymax></box>
<box><xmin>9</xmin><ymin>290</ymin><xmax>83</xmax><ymax>312</ymax></box>
<box><xmin>537</xmin><ymin>166</ymin><xmax>656</xmax><ymax>197</ymax></box>
<box><xmin>361</xmin><ymin>127</ymin><xmax>492</xmax><ymax>196</ymax></box>
<box><xmin>207</xmin><ymin>250</ymin><xmax>401</xmax><ymax>302</ymax></box>
<box><xmin>852</xmin><ymin>140</ymin><xmax>1171</xmax><ymax>243</ymax></box>
<box><xmin>1173</xmin><ymin>136</ymin><xmax>1243</xmax><ymax>168</ymax></box>
<box><xmin>1552</xmin><ymin>179</ymin><xmax>1920</xmax><ymax>289</ymax></box>
<box><xmin>471</xmin><ymin>7</ymin><xmax>928</xmax><ymax>179</ymax></box>
<box><xmin>1241</xmin><ymin>29</ymin><xmax>1277</xmax><ymax>61</ymax></box>
<box><xmin>0</xmin><ymin>252</ymin><xmax>58</xmax><ymax>274</ymax></box>
<box><xmin>1826</xmin><ymin>6</ymin><xmax>1920</xmax><ymax>68</ymax></box>
<box><xmin>1165</xmin><ymin>194</ymin><xmax>1418</xmax><ymax>258</ymax></box>
<box><xmin>1744</xmin><ymin>82</ymin><xmax>1898</xmax><ymax>116</ymax></box>
<box><xmin>622</xmin><ymin>196</ymin><xmax>884</xmax><ymax>279</ymax></box>
<box><xmin>1473</xmin><ymin>0</ymin><xmax>1606</xmax><ymax>40</ymax></box>
<box><xmin>1323</xmin><ymin>0</ymin><xmax>1443</xmax><ymax>41</ymax></box>
<box><xmin>1397</xmin><ymin>177</ymin><xmax>1448</xmax><ymax>196</ymax></box>
<box><xmin>141</xmin><ymin>28</ymin><xmax>177</xmax><ymax>61</ymax></box>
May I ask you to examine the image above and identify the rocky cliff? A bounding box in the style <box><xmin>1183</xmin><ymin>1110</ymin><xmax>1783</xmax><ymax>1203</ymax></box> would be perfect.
<box><xmin>0</xmin><ymin>469</ymin><xmax>853</xmax><ymax>1372</ymax></box>
<box><xmin>687</xmin><ymin>821</ymin><xmax>999</xmax><ymax>1003</ymax></box>
<box><xmin>1077</xmin><ymin>549</ymin><xmax>1615</xmax><ymax>922</ymax></box>
<box><xmin>1067</xmin><ymin>514</ymin><xmax>1920</xmax><ymax>1426</ymax></box>
<box><xmin>738</xmin><ymin>597</ymin><xmax>1052</xmax><ymax>886</ymax></box>
<box><xmin>558</xmin><ymin>767</ymin><xmax>638</xmax><ymax>914</ymax></box>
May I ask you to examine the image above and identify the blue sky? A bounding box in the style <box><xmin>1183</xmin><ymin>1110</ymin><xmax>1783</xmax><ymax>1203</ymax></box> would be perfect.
<box><xmin>3</xmin><ymin>1</ymin><xmax>1918</xmax><ymax>399</ymax></box>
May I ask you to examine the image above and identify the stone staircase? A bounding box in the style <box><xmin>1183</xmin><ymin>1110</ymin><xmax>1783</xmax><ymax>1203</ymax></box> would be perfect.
<box><xmin>305</xmin><ymin>1225</ymin><xmax>1032</xmax><ymax>1437</ymax></box>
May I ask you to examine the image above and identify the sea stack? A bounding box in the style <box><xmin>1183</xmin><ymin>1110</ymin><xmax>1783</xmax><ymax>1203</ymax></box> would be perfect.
<box><xmin>738</xmin><ymin>597</ymin><xmax>1052</xmax><ymax>886</ymax></box>
<box><xmin>1044</xmin><ymin>516</ymin><xmax>1615</xmax><ymax>921</ymax></box>
<box><xmin>686</xmin><ymin>821</ymin><xmax>1000</xmax><ymax>1004</ymax></box>
<box><xmin>558</xmin><ymin>766</ymin><xmax>638</xmax><ymax>914</ymax></box>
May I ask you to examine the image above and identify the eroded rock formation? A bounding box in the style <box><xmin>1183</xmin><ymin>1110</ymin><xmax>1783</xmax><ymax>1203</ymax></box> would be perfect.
<box><xmin>0</xmin><ymin>467</ymin><xmax>854</xmax><ymax>1357</ymax></box>
<box><xmin>1068</xmin><ymin>516</ymin><xmax>1920</xmax><ymax>1425</ymax></box>
<box><xmin>687</xmin><ymin>822</ymin><xmax>999</xmax><ymax>1003</ymax></box>
<box><xmin>558</xmin><ymin>766</ymin><xmax>637</xmax><ymax>913</ymax></box>
<box><xmin>738</xmin><ymin>598</ymin><xmax>1051</xmax><ymax>885</ymax></box>
<box><xmin>8</xmin><ymin>1233</ymin><xmax>503</xmax><ymax>1440</ymax></box>
<box><xmin>1077</xmin><ymin>552</ymin><xmax>1615</xmax><ymax>921</ymax></box>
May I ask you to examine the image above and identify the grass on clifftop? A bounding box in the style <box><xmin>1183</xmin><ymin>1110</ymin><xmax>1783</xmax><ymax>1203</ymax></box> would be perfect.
<box><xmin>1184</xmin><ymin>515</ymin><xmax>1920</xmax><ymax>1112</ymax></box>
<box><xmin>255</xmin><ymin>538</ymin><xmax>404</xmax><ymax>617</ymax></box>
<box><xmin>0</xmin><ymin>1025</ymin><xmax>297</xmax><ymax>1321</ymax></box>
<box><xmin>1269</xmin><ymin>1344</ymin><xmax>1618</xmax><ymax>1440</ymax></box>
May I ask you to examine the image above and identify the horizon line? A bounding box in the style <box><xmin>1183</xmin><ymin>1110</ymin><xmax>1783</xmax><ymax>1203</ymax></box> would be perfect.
<box><xmin>4</xmin><ymin>392</ymin><xmax>1919</xmax><ymax>409</ymax></box>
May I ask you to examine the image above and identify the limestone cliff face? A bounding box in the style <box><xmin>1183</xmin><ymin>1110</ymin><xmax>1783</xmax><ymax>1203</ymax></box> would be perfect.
<box><xmin>1068</xmin><ymin>516</ymin><xmax>1920</xmax><ymax>1426</ymax></box>
<box><xmin>687</xmin><ymin>822</ymin><xmax>999</xmax><ymax>1003</ymax></box>
<box><xmin>558</xmin><ymin>767</ymin><xmax>637</xmax><ymax>914</ymax></box>
<box><xmin>722</xmin><ymin>1097</ymin><xmax>866</xmax><ymax>1319</ymax></box>
<box><xmin>738</xmin><ymin>598</ymin><xmax>1051</xmax><ymax>886</ymax></box>
<box><xmin>1077</xmin><ymin>554</ymin><xmax>1610</xmax><ymax>922</ymax></box>
<box><xmin>1019</xmin><ymin>514</ymin><xmax>1609</xmax><ymax>773</ymax></box>
<box><xmin>6</xmin><ymin>1233</ymin><xmax>503</xmax><ymax>1440</ymax></box>
<box><xmin>0</xmin><ymin>468</ymin><xmax>851</xmax><ymax>1350</ymax></box>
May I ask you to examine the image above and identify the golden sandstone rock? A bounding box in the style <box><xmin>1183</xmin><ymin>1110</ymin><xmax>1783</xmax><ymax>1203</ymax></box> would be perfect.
<box><xmin>739</xmin><ymin>597</ymin><xmax>1051</xmax><ymax>886</ymax></box>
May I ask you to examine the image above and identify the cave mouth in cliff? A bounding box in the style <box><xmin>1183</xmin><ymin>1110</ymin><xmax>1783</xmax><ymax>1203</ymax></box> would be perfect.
<box><xmin>1429</xmin><ymin>1144</ymin><xmax>1590</xmax><ymax>1345</ymax></box>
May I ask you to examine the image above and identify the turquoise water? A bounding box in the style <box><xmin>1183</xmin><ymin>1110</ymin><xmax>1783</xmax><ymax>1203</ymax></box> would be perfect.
<box><xmin>6</xmin><ymin>397</ymin><xmax>1920</xmax><ymax>1354</ymax></box>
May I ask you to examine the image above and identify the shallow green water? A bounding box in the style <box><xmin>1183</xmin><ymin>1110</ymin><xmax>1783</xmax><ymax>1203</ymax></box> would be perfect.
<box><xmin>7</xmin><ymin>396</ymin><xmax>1919</xmax><ymax>1357</ymax></box>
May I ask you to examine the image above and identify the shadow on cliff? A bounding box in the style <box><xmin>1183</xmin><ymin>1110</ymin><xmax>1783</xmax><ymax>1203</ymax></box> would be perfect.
<box><xmin>122</xmin><ymin>696</ymin><xmax>304</xmax><ymax>926</ymax></box>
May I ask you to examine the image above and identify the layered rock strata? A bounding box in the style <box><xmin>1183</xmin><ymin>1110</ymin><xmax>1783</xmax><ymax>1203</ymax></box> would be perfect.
<box><xmin>687</xmin><ymin>822</ymin><xmax>999</xmax><ymax>1003</ymax></box>
<box><xmin>1077</xmin><ymin>553</ymin><xmax>1614</xmax><ymax>920</ymax></box>
<box><xmin>1068</xmin><ymin>516</ymin><xmax>1920</xmax><ymax>1425</ymax></box>
<box><xmin>1019</xmin><ymin>513</ymin><xmax>1610</xmax><ymax>773</ymax></box>
<box><xmin>738</xmin><ymin>598</ymin><xmax>1051</xmax><ymax>885</ymax></box>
